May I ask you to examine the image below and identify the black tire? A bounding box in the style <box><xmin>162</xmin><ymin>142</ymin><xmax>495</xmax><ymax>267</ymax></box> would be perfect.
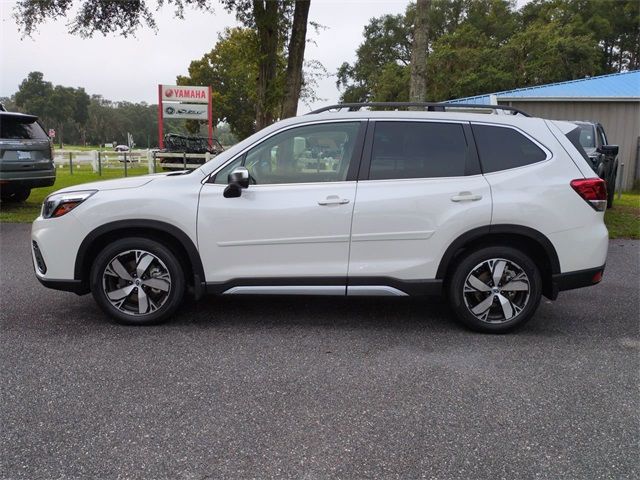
<box><xmin>447</xmin><ymin>246</ymin><xmax>542</xmax><ymax>333</ymax></box>
<box><xmin>607</xmin><ymin>175</ymin><xmax>616</xmax><ymax>209</ymax></box>
<box><xmin>1</xmin><ymin>186</ymin><xmax>30</xmax><ymax>203</ymax></box>
<box><xmin>90</xmin><ymin>237</ymin><xmax>185</xmax><ymax>325</ymax></box>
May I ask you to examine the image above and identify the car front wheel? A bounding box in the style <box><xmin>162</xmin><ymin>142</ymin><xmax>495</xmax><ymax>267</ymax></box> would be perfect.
<box><xmin>90</xmin><ymin>237</ymin><xmax>185</xmax><ymax>325</ymax></box>
<box><xmin>447</xmin><ymin>246</ymin><xmax>542</xmax><ymax>333</ymax></box>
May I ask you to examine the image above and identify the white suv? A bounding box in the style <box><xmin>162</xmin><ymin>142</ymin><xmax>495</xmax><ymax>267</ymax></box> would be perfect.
<box><xmin>31</xmin><ymin>103</ymin><xmax>609</xmax><ymax>332</ymax></box>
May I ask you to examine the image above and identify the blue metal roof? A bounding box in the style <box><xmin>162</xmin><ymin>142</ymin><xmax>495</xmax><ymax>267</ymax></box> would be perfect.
<box><xmin>447</xmin><ymin>70</ymin><xmax>640</xmax><ymax>104</ymax></box>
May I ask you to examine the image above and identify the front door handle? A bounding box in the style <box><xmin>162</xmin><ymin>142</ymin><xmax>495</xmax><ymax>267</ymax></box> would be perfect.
<box><xmin>451</xmin><ymin>192</ymin><xmax>482</xmax><ymax>202</ymax></box>
<box><xmin>318</xmin><ymin>195</ymin><xmax>350</xmax><ymax>206</ymax></box>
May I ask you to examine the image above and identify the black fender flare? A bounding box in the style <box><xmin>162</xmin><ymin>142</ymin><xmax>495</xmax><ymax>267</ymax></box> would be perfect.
<box><xmin>74</xmin><ymin>220</ymin><xmax>205</xmax><ymax>294</ymax></box>
<box><xmin>435</xmin><ymin>224</ymin><xmax>561</xmax><ymax>279</ymax></box>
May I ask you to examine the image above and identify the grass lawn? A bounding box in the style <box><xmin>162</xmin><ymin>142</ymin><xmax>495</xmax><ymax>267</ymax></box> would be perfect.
<box><xmin>2</xmin><ymin>171</ymin><xmax>639</xmax><ymax>239</ymax></box>
<box><xmin>605</xmin><ymin>192</ymin><xmax>640</xmax><ymax>239</ymax></box>
<box><xmin>0</xmin><ymin>166</ymin><xmax>149</xmax><ymax>223</ymax></box>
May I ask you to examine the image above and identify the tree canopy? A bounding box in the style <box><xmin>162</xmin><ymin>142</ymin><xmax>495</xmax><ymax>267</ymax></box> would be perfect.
<box><xmin>337</xmin><ymin>0</ymin><xmax>640</xmax><ymax>103</ymax></box>
<box><xmin>13</xmin><ymin>0</ymin><xmax>314</xmax><ymax>132</ymax></box>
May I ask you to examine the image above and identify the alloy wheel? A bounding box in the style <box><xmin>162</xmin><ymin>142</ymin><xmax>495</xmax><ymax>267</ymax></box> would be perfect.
<box><xmin>462</xmin><ymin>258</ymin><xmax>531</xmax><ymax>324</ymax></box>
<box><xmin>102</xmin><ymin>249</ymin><xmax>172</xmax><ymax>316</ymax></box>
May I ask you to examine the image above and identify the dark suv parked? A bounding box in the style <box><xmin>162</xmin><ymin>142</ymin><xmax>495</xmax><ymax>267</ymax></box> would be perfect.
<box><xmin>0</xmin><ymin>110</ymin><xmax>56</xmax><ymax>202</ymax></box>
<box><xmin>574</xmin><ymin>121</ymin><xmax>618</xmax><ymax>208</ymax></box>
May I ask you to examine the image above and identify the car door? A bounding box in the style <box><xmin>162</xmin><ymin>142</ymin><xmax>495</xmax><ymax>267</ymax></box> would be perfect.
<box><xmin>197</xmin><ymin>120</ymin><xmax>366</xmax><ymax>291</ymax></box>
<box><xmin>348</xmin><ymin>120</ymin><xmax>492</xmax><ymax>290</ymax></box>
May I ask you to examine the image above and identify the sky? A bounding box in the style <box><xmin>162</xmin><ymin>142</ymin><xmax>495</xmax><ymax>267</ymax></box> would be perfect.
<box><xmin>0</xmin><ymin>0</ymin><xmax>412</xmax><ymax>113</ymax></box>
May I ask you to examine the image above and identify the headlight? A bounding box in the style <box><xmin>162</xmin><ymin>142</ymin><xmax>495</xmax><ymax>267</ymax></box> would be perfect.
<box><xmin>42</xmin><ymin>190</ymin><xmax>96</xmax><ymax>219</ymax></box>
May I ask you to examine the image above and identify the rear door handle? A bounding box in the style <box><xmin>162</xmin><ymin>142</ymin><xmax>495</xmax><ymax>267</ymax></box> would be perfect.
<box><xmin>318</xmin><ymin>195</ymin><xmax>350</xmax><ymax>206</ymax></box>
<box><xmin>451</xmin><ymin>192</ymin><xmax>482</xmax><ymax>202</ymax></box>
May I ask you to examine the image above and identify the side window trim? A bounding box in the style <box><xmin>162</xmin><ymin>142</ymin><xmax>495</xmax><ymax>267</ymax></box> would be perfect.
<box><xmin>206</xmin><ymin>120</ymin><xmax>368</xmax><ymax>185</ymax></box>
<box><xmin>358</xmin><ymin>119</ymin><xmax>479</xmax><ymax>181</ymax></box>
<box><xmin>597</xmin><ymin>126</ymin><xmax>607</xmax><ymax>147</ymax></box>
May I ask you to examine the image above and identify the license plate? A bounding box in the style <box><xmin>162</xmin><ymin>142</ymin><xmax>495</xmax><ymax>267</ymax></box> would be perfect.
<box><xmin>17</xmin><ymin>151</ymin><xmax>31</xmax><ymax>160</ymax></box>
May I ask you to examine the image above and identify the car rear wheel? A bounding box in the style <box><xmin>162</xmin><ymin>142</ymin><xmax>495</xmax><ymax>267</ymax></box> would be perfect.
<box><xmin>1</xmin><ymin>186</ymin><xmax>31</xmax><ymax>203</ymax></box>
<box><xmin>90</xmin><ymin>237</ymin><xmax>185</xmax><ymax>325</ymax></box>
<box><xmin>447</xmin><ymin>246</ymin><xmax>542</xmax><ymax>333</ymax></box>
<box><xmin>607</xmin><ymin>173</ymin><xmax>616</xmax><ymax>208</ymax></box>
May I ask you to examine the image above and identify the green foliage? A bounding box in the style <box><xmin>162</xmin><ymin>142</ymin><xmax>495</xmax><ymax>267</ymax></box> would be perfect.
<box><xmin>338</xmin><ymin>0</ymin><xmax>640</xmax><ymax>102</ymax></box>
<box><xmin>15</xmin><ymin>72</ymin><xmax>90</xmax><ymax>147</ymax></box>
<box><xmin>177</xmin><ymin>27</ymin><xmax>282</xmax><ymax>139</ymax></box>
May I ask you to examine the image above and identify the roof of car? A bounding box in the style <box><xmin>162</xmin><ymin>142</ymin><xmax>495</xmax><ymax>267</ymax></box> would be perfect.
<box><xmin>572</xmin><ymin>120</ymin><xmax>601</xmax><ymax>127</ymax></box>
<box><xmin>0</xmin><ymin>110</ymin><xmax>39</xmax><ymax>121</ymax></box>
<box><xmin>290</xmin><ymin>109</ymin><xmax>549</xmax><ymax>129</ymax></box>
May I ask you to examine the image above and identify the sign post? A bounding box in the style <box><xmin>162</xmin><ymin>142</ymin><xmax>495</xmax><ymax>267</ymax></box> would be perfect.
<box><xmin>157</xmin><ymin>85</ymin><xmax>213</xmax><ymax>149</ymax></box>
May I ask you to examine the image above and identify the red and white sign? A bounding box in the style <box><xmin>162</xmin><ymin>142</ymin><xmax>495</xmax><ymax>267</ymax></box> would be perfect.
<box><xmin>48</xmin><ymin>128</ymin><xmax>56</xmax><ymax>138</ymax></box>
<box><xmin>161</xmin><ymin>85</ymin><xmax>209</xmax><ymax>104</ymax></box>
<box><xmin>158</xmin><ymin>84</ymin><xmax>213</xmax><ymax>150</ymax></box>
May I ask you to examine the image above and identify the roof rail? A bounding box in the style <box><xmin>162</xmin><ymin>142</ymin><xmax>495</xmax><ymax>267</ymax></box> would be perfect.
<box><xmin>307</xmin><ymin>102</ymin><xmax>530</xmax><ymax>117</ymax></box>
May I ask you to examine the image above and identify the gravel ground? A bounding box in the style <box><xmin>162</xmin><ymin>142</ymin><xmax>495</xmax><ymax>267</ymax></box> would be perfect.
<box><xmin>1</xmin><ymin>223</ymin><xmax>638</xmax><ymax>479</ymax></box>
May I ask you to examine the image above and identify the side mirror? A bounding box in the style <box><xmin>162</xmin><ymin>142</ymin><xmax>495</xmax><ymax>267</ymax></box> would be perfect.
<box><xmin>228</xmin><ymin>166</ymin><xmax>250</xmax><ymax>188</ymax></box>
<box><xmin>598</xmin><ymin>145</ymin><xmax>619</xmax><ymax>156</ymax></box>
<box><xmin>223</xmin><ymin>166</ymin><xmax>249</xmax><ymax>198</ymax></box>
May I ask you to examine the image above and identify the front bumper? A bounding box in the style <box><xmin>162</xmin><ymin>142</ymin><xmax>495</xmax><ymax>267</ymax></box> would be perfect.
<box><xmin>32</xmin><ymin>212</ymin><xmax>88</xmax><ymax>291</ymax></box>
<box><xmin>35</xmin><ymin>276</ymin><xmax>88</xmax><ymax>295</ymax></box>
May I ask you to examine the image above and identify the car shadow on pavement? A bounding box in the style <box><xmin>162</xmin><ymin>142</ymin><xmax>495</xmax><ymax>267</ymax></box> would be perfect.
<box><xmin>168</xmin><ymin>295</ymin><xmax>459</xmax><ymax>332</ymax></box>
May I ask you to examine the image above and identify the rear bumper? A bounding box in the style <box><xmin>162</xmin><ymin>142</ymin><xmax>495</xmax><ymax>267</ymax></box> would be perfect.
<box><xmin>0</xmin><ymin>169</ymin><xmax>56</xmax><ymax>188</ymax></box>
<box><xmin>549</xmin><ymin>265</ymin><xmax>605</xmax><ymax>299</ymax></box>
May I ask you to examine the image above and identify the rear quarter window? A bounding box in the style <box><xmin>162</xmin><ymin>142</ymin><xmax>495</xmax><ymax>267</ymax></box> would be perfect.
<box><xmin>565</xmin><ymin>126</ymin><xmax>591</xmax><ymax>163</ymax></box>
<box><xmin>472</xmin><ymin>124</ymin><xmax>547</xmax><ymax>173</ymax></box>
<box><xmin>0</xmin><ymin>116</ymin><xmax>48</xmax><ymax>140</ymax></box>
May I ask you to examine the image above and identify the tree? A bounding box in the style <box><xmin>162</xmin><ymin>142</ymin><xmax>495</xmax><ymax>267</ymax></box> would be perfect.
<box><xmin>281</xmin><ymin>0</ymin><xmax>311</xmax><ymax>118</ymax></box>
<box><xmin>337</xmin><ymin>0</ymin><xmax>635</xmax><ymax>103</ymax></box>
<box><xmin>48</xmin><ymin>86</ymin><xmax>76</xmax><ymax>147</ymax></box>
<box><xmin>177</xmin><ymin>27</ymin><xmax>275</xmax><ymax>139</ymax></box>
<box><xmin>409</xmin><ymin>0</ymin><xmax>429</xmax><ymax>103</ymax></box>
<box><xmin>14</xmin><ymin>72</ymin><xmax>53</xmax><ymax>120</ymax></box>
<box><xmin>14</xmin><ymin>0</ymin><xmax>314</xmax><ymax>132</ymax></box>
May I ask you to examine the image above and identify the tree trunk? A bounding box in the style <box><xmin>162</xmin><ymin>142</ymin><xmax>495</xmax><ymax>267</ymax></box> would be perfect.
<box><xmin>281</xmin><ymin>0</ymin><xmax>311</xmax><ymax>119</ymax></box>
<box><xmin>253</xmin><ymin>0</ymin><xmax>280</xmax><ymax>130</ymax></box>
<box><xmin>409</xmin><ymin>0</ymin><xmax>430</xmax><ymax>104</ymax></box>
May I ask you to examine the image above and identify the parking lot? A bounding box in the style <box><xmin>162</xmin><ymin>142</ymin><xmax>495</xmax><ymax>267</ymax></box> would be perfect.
<box><xmin>1</xmin><ymin>223</ymin><xmax>638</xmax><ymax>479</ymax></box>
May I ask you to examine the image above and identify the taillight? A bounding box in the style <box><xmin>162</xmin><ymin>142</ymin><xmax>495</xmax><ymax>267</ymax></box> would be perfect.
<box><xmin>570</xmin><ymin>178</ymin><xmax>607</xmax><ymax>212</ymax></box>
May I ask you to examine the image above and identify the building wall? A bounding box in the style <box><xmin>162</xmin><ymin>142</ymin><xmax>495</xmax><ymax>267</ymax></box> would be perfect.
<box><xmin>500</xmin><ymin>100</ymin><xmax>640</xmax><ymax>190</ymax></box>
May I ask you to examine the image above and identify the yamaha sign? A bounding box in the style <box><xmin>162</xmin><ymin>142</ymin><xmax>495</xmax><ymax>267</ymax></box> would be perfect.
<box><xmin>158</xmin><ymin>84</ymin><xmax>213</xmax><ymax>149</ymax></box>
<box><xmin>161</xmin><ymin>85</ymin><xmax>209</xmax><ymax>104</ymax></box>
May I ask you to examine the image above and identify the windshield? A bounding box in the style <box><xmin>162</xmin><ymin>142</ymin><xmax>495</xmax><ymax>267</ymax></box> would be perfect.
<box><xmin>577</xmin><ymin>124</ymin><xmax>596</xmax><ymax>149</ymax></box>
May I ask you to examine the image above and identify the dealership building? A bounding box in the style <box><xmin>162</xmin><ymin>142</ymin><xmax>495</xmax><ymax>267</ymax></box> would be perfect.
<box><xmin>449</xmin><ymin>70</ymin><xmax>640</xmax><ymax>190</ymax></box>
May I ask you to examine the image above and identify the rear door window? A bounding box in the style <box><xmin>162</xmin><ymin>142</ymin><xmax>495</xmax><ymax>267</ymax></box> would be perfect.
<box><xmin>472</xmin><ymin>124</ymin><xmax>547</xmax><ymax>173</ymax></box>
<box><xmin>369</xmin><ymin>121</ymin><xmax>471</xmax><ymax>180</ymax></box>
<box><xmin>0</xmin><ymin>115</ymin><xmax>48</xmax><ymax>140</ymax></box>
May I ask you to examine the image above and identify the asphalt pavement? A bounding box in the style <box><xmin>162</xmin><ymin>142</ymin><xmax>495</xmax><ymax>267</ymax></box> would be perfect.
<box><xmin>1</xmin><ymin>223</ymin><xmax>638</xmax><ymax>479</ymax></box>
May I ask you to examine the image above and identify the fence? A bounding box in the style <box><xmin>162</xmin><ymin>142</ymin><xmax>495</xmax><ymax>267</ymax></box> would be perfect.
<box><xmin>53</xmin><ymin>150</ymin><xmax>216</xmax><ymax>177</ymax></box>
